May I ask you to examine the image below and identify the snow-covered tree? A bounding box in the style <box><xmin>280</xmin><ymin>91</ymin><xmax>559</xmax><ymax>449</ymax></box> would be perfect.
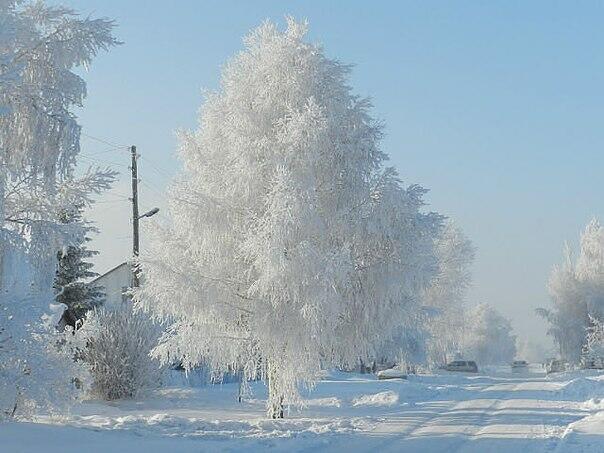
<box><xmin>464</xmin><ymin>303</ymin><xmax>516</xmax><ymax>365</ymax></box>
<box><xmin>54</xmin><ymin>205</ymin><xmax>104</xmax><ymax>328</ymax></box>
<box><xmin>515</xmin><ymin>337</ymin><xmax>550</xmax><ymax>363</ymax></box>
<box><xmin>136</xmin><ymin>18</ymin><xmax>441</xmax><ymax>418</ymax></box>
<box><xmin>584</xmin><ymin>314</ymin><xmax>604</xmax><ymax>358</ymax></box>
<box><xmin>73</xmin><ymin>306</ymin><xmax>163</xmax><ymax>401</ymax></box>
<box><xmin>374</xmin><ymin>309</ymin><xmax>430</xmax><ymax>371</ymax></box>
<box><xmin>0</xmin><ymin>1</ymin><xmax>117</xmax><ymax>417</ymax></box>
<box><xmin>423</xmin><ymin>222</ymin><xmax>475</xmax><ymax>367</ymax></box>
<box><xmin>1</xmin><ymin>1</ymin><xmax>117</xmax><ymax>286</ymax></box>
<box><xmin>539</xmin><ymin>219</ymin><xmax>604</xmax><ymax>362</ymax></box>
<box><xmin>575</xmin><ymin>220</ymin><xmax>604</xmax><ymax>319</ymax></box>
<box><xmin>0</xmin><ymin>285</ymin><xmax>85</xmax><ymax>418</ymax></box>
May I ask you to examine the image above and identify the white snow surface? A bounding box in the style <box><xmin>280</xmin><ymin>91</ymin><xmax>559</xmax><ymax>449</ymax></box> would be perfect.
<box><xmin>2</xmin><ymin>366</ymin><xmax>603</xmax><ymax>452</ymax></box>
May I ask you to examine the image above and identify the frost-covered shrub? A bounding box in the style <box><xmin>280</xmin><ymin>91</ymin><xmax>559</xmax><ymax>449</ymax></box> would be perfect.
<box><xmin>0</xmin><ymin>294</ymin><xmax>84</xmax><ymax>419</ymax></box>
<box><xmin>77</xmin><ymin>306</ymin><xmax>162</xmax><ymax>400</ymax></box>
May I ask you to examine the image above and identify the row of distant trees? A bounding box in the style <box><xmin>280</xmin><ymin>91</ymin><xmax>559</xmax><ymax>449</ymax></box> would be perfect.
<box><xmin>0</xmin><ymin>2</ymin><xmax>519</xmax><ymax>420</ymax></box>
<box><xmin>539</xmin><ymin>219</ymin><xmax>604</xmax><ymax>363</ymax></box>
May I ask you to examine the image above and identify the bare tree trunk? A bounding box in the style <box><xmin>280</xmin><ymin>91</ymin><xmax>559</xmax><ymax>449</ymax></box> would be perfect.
<box><xmin>266</xmin><ymin>360</ymin><xmax>284</xmax><ymax>419</ymax></box>
<box><xmin>237</xmin><ymin>369</ymin><xmax>244</xmax><ymax>403</ymax></box>
<box><xmin>10</xmin><ymin>386</ymin><xmax>20</xmax><ymax>418</ymax></box>
<box><xmin>0</xmin><ymin>168</ymin><xmax>5</xmax><ymax>283</ymax></box>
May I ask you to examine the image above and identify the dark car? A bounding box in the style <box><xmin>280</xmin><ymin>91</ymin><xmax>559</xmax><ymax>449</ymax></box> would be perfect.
<box><xmin>444</xmin><ymin>360</ymin><xmax>478</xmax><ymax>373</ymax></box>
<box><xmin>511</xmin><ymin>360</ymin><xmax>529</xmax><ymax>373</ymax></box>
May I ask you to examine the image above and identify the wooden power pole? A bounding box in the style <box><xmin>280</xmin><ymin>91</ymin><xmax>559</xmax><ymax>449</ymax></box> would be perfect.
<box><xmin>130</xmin><ymin>145</ymin><xmax>140</xmax><ymax>287</ymax></box>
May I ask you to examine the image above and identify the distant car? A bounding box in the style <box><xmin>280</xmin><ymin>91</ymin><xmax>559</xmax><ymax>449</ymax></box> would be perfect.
<box><xmin>444</xmin><ymin>360</ymin><xmax>478</xmax><ymax>373</ymax></box>
<box><xmin>581</xmin><ymin>355</ymin><xmax>604</xmax><ymax>370</ymax></box>
<box><xmin>545</xmin><ymin>359</ymin><xmax>567</xmax><ymax>374</ymax></box>
<box><xmin>377</xmin><ymin>368</ymin><xmax>408</xmax><ymax>380</ymax></box>
<box><xmin>511</xmin><ymin>360</ymin><xmax>528</xmax><ymax>373</ymax></box>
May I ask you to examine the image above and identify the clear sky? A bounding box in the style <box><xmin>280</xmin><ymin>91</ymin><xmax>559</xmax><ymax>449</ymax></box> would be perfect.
<box><xmin>53</xmin><ymin>0</ymin><xmax>604</xmax><ymax>347</ymax></box>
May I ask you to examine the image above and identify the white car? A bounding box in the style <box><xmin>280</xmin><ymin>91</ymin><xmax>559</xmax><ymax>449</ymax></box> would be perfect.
<box><xmin>377</xmin><ymin>368</ymin><xmax>408</xmax><ymax>380</ymax></box>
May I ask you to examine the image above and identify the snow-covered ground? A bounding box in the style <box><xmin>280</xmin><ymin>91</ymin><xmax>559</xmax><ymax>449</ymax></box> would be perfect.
<box><xmin>2</xmin><ymin>366</ymin><xmax>603</xmax><ymax>452</ymax></box>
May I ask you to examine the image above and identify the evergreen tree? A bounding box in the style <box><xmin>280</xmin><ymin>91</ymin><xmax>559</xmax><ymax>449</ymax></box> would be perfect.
<box><xmin>54</xmin><ymin>206</ymin><xmax>104</xmax><ymax>328</ymax></box>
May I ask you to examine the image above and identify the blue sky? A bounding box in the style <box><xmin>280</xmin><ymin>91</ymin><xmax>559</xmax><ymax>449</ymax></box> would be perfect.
<box><xmin>54</xmin><ymin>0</ymin><xmax>604</xmax><ymax>345</ymax></box>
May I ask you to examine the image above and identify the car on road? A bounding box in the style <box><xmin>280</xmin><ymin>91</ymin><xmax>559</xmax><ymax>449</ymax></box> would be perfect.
<box><xmin>377</xmin><ymin>368</ymin><xmax>408</xmax><ymax>380</ymax></box>
<box><xmin>545</xmin><ymin>358</ymin><xmax>567</xmax><ymax>374</ymax></box>
<box><xmin>581</xmin><ymin>355</ymin><xmax>604</xmax><ymax>370</ymax></box>
<box><xmin>444</xmin><ymin>360</ymin><xmax>478</xmax><ymax>373</ymax></box>
<box><xmin>511</xmin><ymin>360</ymin><xmax>528</xmax><ymax>373</ymax></box>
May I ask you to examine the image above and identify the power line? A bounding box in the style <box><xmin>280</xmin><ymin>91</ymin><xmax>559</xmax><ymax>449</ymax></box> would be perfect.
<box><xmin>139</xmin><ymin>179</ymin><xmax>167</xmax><ymax>200</ymax></box>
<box><xmin>80</xmin><ymin>132</ymin><xmax>127</xmax><ymax>149</ymax></box>
<box><xmin>103</xmin><ymin>190</ymin><xmax>131</xmax><ymax>198</ymax></box>
<box><xmin>78</xmin><ymin>154</ymin><xmax>128</xmax><ymax>168</ymax></box>
<box><xmin>94</xmin><ymin>195</ymin><xmax>130</xmax><ymax>203</ymax></box>
<box><xmin>138</xmin><ymin>155</ymin><xmax>173</xmax><ymax>181</ymax></box>
<box><xmin>94</xmin><ymin>199</ymin><xmax>126</xmax><ymax>205</ymax></box>
<box><xmin>80</xmin><ymin>144</ymin><xmax>128</xmax><ymax>156</ymax></box>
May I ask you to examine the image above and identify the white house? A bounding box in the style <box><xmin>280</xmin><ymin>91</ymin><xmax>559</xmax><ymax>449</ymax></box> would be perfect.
<box><xmin>93</xmin><ymin>262</ymin><xmax>134</xmax><ymax>309</ymax></box>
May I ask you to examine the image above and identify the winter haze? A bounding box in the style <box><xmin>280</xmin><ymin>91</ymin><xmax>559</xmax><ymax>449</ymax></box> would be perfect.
<box><xmin>60</xmin><ymin>0</ymin><xmax>604</xmax><ymax>350</ymax></box>
<box><xmin>4</xmin><ymin>1</ymin><xmax>604</xmax><ymax>451</ymax></box>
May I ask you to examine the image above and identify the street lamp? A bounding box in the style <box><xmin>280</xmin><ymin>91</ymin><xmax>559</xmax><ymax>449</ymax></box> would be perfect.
<box><xmin>132</xmin><ymin>206</ymin><xmax>159</xmax><ymax>287</ymax></box>
<box><xmin>138</xmin><ymin>207</ymin><xmax>160</xmax><ymax>220</ymax></box>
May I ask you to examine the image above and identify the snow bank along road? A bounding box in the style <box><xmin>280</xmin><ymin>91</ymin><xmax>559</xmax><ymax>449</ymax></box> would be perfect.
<box><xmin>2</xmin><ymin>367</ymin><xmax>603</xmax><ymax>452</ymax></box>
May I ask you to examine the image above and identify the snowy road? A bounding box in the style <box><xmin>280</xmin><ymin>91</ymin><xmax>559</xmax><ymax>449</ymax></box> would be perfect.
<box><xmin>333</xmin><ymin>374</ymin><xmax>591</xmax><ymax>452</ymax></box>
<box><xmin>2</xmin><ymin>368</ymin><xmax>603</xmax><ymax>452</ymax></box>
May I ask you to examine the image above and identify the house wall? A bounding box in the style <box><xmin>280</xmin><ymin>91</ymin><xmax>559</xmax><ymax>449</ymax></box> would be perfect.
<box><xmin>95</xmin><ymin>263</ymin><xmax>133</xmax><ymax>309</ymax></box>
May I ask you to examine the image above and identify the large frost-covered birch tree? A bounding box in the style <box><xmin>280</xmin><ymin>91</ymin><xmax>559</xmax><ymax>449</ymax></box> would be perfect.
<box><xmin>0</xmin><ymin>0</ymin><xmax>117</xmax><ymax>417</ymax></box>
<box><xmin>136</xmin><ymin>18</ymin><xmax>441</xmax><ymax>418</ymax></box>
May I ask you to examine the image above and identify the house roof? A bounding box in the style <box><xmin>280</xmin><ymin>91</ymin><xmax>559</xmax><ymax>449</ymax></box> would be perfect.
<box><xmin>92</xmin><ymin>261</ymin><xmax>130</xmax><ymax>284</ymax></box>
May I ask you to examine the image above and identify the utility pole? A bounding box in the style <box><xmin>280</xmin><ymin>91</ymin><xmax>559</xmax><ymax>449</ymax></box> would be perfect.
<box><xmin>130</xmin><ymin>145</ymin><xmax>140</xmax><ymax>287</ymax></box>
